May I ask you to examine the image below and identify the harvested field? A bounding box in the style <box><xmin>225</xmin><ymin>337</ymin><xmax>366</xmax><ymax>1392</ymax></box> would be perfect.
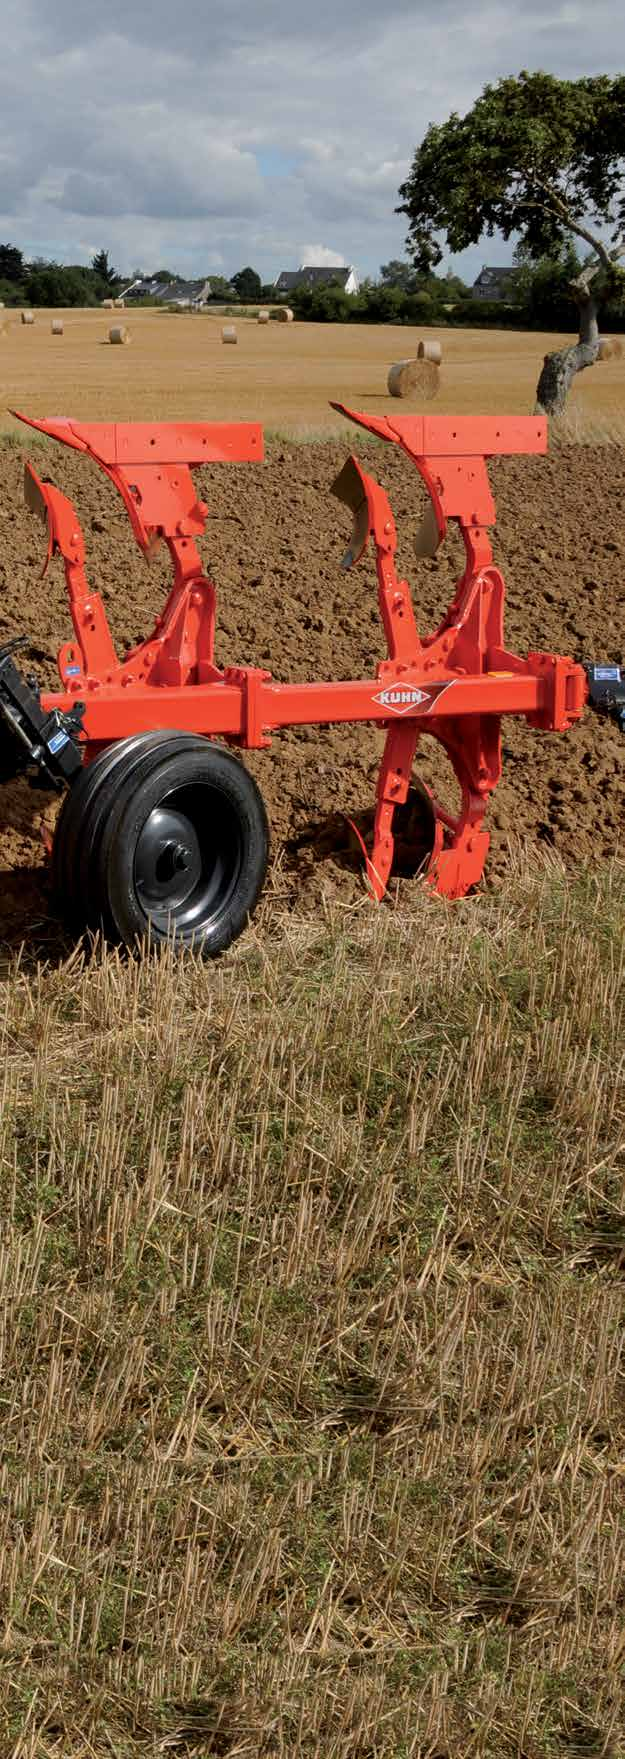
<box><xmin>0</xmin><ymin>862</ymin><xmax>623</xmax><ymax>1756</ymax></box>
<box><xmin>0</xmin><ymin>328</ymin><xmax>623</xmax><ymax>1758</ymax></box>
<box><xmin>1</xmin><ymin>307</ymin><xmax>625</xmax><ymax>431</ymax></box>
<box><xmin>0</xmin><ymin>427</ymin><xmax>622</xmax><ymax>953</ymax></box>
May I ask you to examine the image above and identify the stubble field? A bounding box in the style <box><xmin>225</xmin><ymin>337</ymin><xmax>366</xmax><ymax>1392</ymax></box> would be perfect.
<box><xmin>0</xmin><ymin>313</ymin><xmax>623</xmax><ymax>1758</ymax></box>
<box><xmin>2</xmin><ymin>305</ymin><xmax>625</xmax><ymax>430</ymax></box>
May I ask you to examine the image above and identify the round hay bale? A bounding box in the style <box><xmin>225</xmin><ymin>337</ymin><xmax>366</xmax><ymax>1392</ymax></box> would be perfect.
<box><xmin>387</xmin><ymin>359</ymin><xmax>419</xmax><ymax>398</ymax></box>
<box><xmin>414</xmin><ymin>359</ymin><xmax>440</xmax><ymax>399</ymax></box>
<box><xmin>417</xmin><ymin>339</ymin><xmax>442</xmax><ymax>364</ymax></box>
<box><xmin>21</xmin><ymin>310</ymin><xmax>34</xmax><ymax>325</ymax></box>
<box><xmin>598</xmin><ymin>336</ymin><xmax>623</xmax><ymax>361</ymax></box>
<box><xmin>113</xmin><ymin>297</ymin><xmax>125</xmax><ymax>308</ymax></box>
<box><xmin>221</xmin><ymin>325</ymin><xmax>237</xmax><ymax>344</ymax></box>
<box><xmin>108</xmin><ymin>324</ymin><xmax>130</xmax><ymax>345</ymax></box>
<box><xmin>257</xmin><ymin>309</ymin><xmax>270</xmax><ymax>324</ymax></box>
<box><xmin>276</xmin><ymin>306</ymin><xmax>294</xmax><ymax>323</ymax></box>
<box><xmin>51</xmin><ymin>318</ymin><xmax>64</xmax><ymax>335</ymax></box>
<box><xmin>387</xmin><ymin>358</ymin><xmax>440</xmax><ymax>400</ymax></box>
<box><xmin>102</xmin><ymin>298</ymin><xmax>115</xmax><ymax>309</ymax></box>
<box><xmin>0</xmin><ymin>301</ymin><xmax>4</xmax><ymax>309</ymax></box>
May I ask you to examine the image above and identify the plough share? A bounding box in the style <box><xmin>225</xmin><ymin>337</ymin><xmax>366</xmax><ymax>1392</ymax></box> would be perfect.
<box><xmin>0</xmin><ymin>402</ymin><xmax>605</xmax><ymax>954</ymax></box>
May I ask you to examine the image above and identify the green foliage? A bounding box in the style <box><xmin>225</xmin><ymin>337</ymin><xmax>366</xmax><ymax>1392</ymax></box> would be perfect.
<box><xmin>231</xmin><ymin>265</ymin><xmax>262</xmax><ymax>301</ymax></box>
<box><xmin>446</xmin><ymin>296</ymin><xmax>522</xmax><ymax>327</ymax></box>
<box><xmin>289</xmin><ymin>282</ymin><xmax>351</xmax><ymax>321</ymax></box>
<box><xmin>24</xmin><ymin>262</ymin><xmax>100</xmax><ymax>307</ymax></box>
<box><xmin>91</xmin><ymin>247</ymin><xmax>118</xmax><ymax>288</ymax></box>
<box><xmin>379</xmin><ymin>258</ymin><xmax>417</xmax><ymax>291</ymax></box>
<box><xmin>0</xmin><ymin>243</ymin><xmax>23</xmax><ymax>283</ymax></box>
<box><xmin>398</xmin><ymin>71</ymin><xmax>625</xmax><ymax>281</ymax></box>
<box><xmin>513</xmin><ymin>239</ymin><xmax>584</xmax><ymax>326</ymax></box>
<box><xmin>0</xmin><ymin>277</ymin><xmax>24</xmax><ymax>306</ymax></box>
<box><xmin>207</xmin><ymin>274</ymin><xmax>237</xmax><ymax>300</ymax></box>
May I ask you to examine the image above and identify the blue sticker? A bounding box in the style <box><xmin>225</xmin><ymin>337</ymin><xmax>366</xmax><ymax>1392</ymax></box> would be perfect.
<box><xmin>48</xmin><ymin>730</ymin><xmax>69</xmax><ymax>754</ymax></box>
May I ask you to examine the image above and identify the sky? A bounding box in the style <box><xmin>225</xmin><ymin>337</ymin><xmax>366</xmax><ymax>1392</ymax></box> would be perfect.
<box><xmin>0</xmin><ymin>0</ymin><xmax>622</xmax><ymax>287</ymax></box>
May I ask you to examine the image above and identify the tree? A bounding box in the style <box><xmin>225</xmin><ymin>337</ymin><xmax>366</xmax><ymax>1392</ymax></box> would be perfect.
<box><xmin>25</xmin><ymin>263</ymin><xmax>93</xmax><ymax>307</ymax></box>
<box><xmin>208</xmin><ymin>275</ymin><xmax>236</xmax><ymax>300</ymax></box>
<box><xmin>512</xmin><ymin>237</ymin><xmax>585</xmax><ymax>328</ymax></box>
<box><xmin>231</xmin><ymin>266</ymin><xmax>262</xmax><ymax>302</ymax></box>
<box><xmin>379</xmin><ymin>259</ymin><xmax>417</xmax><ymax>291</ymax></box>
<box><xmin>0</xmin><ymin>243</ymin><xmax>23</xmax><ymax>283</ymax></box>
<box><xmin>397</xmin><ymin>72</ymin><xmax>625</xmax><ymax>413</ymax></box>
<box><xmin>91</xmin><ymin>249</ymin><xmax>118</xmax><ymax>288</ymax></box>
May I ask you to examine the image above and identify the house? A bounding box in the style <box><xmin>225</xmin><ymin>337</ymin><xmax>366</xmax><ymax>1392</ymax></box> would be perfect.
<box><xmin>121</xmin><ymin>276</ymin><xmax>212</xmax><ymax>307</ymax></box>
<box><xmin>471</xmin><ymin>266</ymin><xmax>519</xmax><ymax>302</ymax></box>
<box><xmin>273</xmin><ymin>265</ymin><xmax>359</xmax><ymax>297</ymax></box>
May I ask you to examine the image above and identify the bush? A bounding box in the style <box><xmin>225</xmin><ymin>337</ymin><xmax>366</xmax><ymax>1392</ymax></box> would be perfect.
<box><xmin>447</xmin><ymin>297</ymin><xmax>522</xmax><ymax>326</ymax></box>
<box><xmin>0</xmin><ymin>278</ymin><xmax>25</xmax><ymax>306</ymax></box>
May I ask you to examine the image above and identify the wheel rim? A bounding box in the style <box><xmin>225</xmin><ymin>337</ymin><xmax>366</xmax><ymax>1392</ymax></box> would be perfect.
<box><xmin>133</xmin><ymin>782</ymin><xmax>243</xmax><ymax>937</ymax></box>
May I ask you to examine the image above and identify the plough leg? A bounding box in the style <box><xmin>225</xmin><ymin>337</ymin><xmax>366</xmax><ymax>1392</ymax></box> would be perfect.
<box><xmin>365</xmin><ymin>722</ymin><xmax>419</xmax><ymax>902</ymax></box>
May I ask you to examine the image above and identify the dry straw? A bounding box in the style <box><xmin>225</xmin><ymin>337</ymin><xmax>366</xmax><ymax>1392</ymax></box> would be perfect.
<box><xmin>222</xmin><ymin>325</ymin><xmax>238</xmax><ymax>344</ymax></box>
<box><xmin>108</xmin><ymin>324</ymin><xmax>130</xmax><ymax>345</ymax></box>
<box><xmin>21</xmin><ymin>310</ymin><xmax>34</xmax><ymax>325</ymax></box>
<box><xmin>114</xmin><ymin>297</ymin><xmax>126</xmax><ymax>308</ymax></box>
<box><xmin>387</xmin><ymin>359</ymin><xmax>420</xmax><ymax>397</ymax></box>
<box><xmin>418</xmin><ymin>338</ymin><xmax>442</xmax><ymax>365</ymax></box>
<box><xmin>51</xmin><ymin>319</ymin><xmax>64</xmax><ymax>336</ymax></box>
<box><xmin>598</xmin><ymin>336</ymin><xmax>624</xmax><ymax>361</ymax></box>
<box><xmin>276</xmin><ymin>306</ymin><xmax>294</xmax><ymax>322</ymax></box>
<box><xmin>388</xmin><ymin>355</ymin><xmax>441</xmax><ymax>399</ymax></box>
<box><xmin>257</xmin><ymin>309</ymin><xmax>270</xmax><ymax>324</ymax></box>
<box><xmin>102</xmin><ymin>298</ymin><xmax>115</xmax><ymax>309</ymax></box>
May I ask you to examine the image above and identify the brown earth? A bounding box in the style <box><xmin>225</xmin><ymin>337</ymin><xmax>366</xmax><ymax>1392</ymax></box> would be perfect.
<box><xmin>0</xmin><ymin>430</ymin><xmax>623</xmax><ymax>954</ymax></box>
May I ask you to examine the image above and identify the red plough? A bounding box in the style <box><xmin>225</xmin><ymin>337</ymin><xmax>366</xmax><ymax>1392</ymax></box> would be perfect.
<box><xmin>0</xmin><ymin>403</ymin><xmax>588</xmax><ymax>954</ymax></box>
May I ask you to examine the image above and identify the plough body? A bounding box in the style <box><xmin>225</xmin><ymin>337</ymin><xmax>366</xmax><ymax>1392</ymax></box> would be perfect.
<box><xmin>0</xmin><ymin>403</ymin><xmax>588</xmax><ymax>951</ymax></box>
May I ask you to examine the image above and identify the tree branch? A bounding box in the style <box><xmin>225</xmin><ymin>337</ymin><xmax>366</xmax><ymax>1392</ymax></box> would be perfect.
<box><xmin>515</xmin><ymin>168</ymin><xmax>616</xmax><ymax>270</ymax></box>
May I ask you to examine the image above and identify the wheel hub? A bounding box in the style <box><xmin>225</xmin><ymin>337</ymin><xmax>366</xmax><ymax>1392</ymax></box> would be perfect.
<box><xmin>135</xmin><ymin>805</ymin><xmax>202</xmax><ymax>913</ymax></box>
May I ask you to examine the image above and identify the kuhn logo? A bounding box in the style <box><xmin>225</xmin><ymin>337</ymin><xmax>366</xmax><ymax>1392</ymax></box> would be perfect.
<box><xmin>373</xmin><ymin>686</ymin><xmax>430</xmax><ymax>715</ymax></box>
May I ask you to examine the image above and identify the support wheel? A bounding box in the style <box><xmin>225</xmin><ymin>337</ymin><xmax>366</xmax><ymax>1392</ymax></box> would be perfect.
<box><xmin>54</xmin><ymin>735</ymin><xmax>269</xmax><ymax>956</ymax></box>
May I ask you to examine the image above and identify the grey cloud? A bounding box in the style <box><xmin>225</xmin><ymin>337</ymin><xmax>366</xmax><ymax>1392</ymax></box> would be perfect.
<box><xmin>0</xmin><ymin>0</ymin><xmax>623</xmax><ymax>282</ymax></box>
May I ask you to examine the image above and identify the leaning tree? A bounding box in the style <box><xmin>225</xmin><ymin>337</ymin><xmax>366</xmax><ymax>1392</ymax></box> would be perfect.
<box><xmin>397</xmin><ymin>71</ymin><xmax>625</xmax><ymax>413</ymax></box>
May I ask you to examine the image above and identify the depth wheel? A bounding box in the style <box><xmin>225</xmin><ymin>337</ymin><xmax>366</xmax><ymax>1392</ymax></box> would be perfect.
<box><xmin>52</xmin><ymin>731</ymin><xmax>189</xmax><ymax>931</ymax></box>
<box><xmin>96</xmin><ymin>738</ymin><xmax>269</xmax><ymax>956</ymax></box>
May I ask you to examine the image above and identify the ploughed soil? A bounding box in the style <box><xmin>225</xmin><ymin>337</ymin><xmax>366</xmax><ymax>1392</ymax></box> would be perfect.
<box><xmin>0</xmin><ymin>432</ymin><xmax>623</xmax><ymax>954</ymax></box>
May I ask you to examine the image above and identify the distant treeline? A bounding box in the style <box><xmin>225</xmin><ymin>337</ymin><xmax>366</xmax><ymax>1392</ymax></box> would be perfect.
<box><xmin>290</xmin><ymin>255</ymin><xmax>625</xmax><ymax>333</ymax></box>
<box><xmin>2</xmin><ymin>242</ymin><xmax>624</xmax><ymax>333</ymax></box>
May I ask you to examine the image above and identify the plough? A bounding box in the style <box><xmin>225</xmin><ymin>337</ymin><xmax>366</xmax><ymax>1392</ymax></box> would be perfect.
<box><xmin>0</xmin><ymin>401</ymin><xmax>607</xmax><ymax>954</ymax></box>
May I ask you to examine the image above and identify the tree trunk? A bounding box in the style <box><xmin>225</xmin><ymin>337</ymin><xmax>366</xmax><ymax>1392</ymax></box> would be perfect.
<box><xmin>534</xmin><ymin>287</ymin><xmax>600</xmax><ymax>415</ymax></box>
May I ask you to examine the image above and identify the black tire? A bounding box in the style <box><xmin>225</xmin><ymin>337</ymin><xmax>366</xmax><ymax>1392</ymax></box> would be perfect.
<box><xmin>96</xmin><ymin>738</ymin><xmax>269</xmax><ymax>956</ymax></box>
<box><xmin>52</xmin><ymin>731</ymin><xmax>188</xmax><ymax>930</ymax></box>
<box><xmin>76</xmin><ymin>732</ymin><xmax>201</xmax><ymax>935</ymax></box>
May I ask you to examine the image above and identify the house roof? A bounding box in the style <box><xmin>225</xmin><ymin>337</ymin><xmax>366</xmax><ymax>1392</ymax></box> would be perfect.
<box><xmin>122</xmin><ymin>276</ymin><xmax>211</xmax><ymax>304</ymax></box>
<box><xmin>274</xmin><ymin>266</ymin><xmax>353</xmax><ymax>292</ymax></box>
<box><xmin>473</xmin><ymin>266</ymin><xmax>518</xmax><ymax>283</ymax></box>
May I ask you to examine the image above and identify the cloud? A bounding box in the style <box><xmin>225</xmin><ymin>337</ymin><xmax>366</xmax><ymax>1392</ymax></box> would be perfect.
<box><xmin>299</xmin><ymin>245</ymin><xmax>348</xmax><ymax>268</ymax></box>
<box><xmin>0</xmin><ymin>0</ymin><xmax>623</xmax><ymax>281</ymax></box>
